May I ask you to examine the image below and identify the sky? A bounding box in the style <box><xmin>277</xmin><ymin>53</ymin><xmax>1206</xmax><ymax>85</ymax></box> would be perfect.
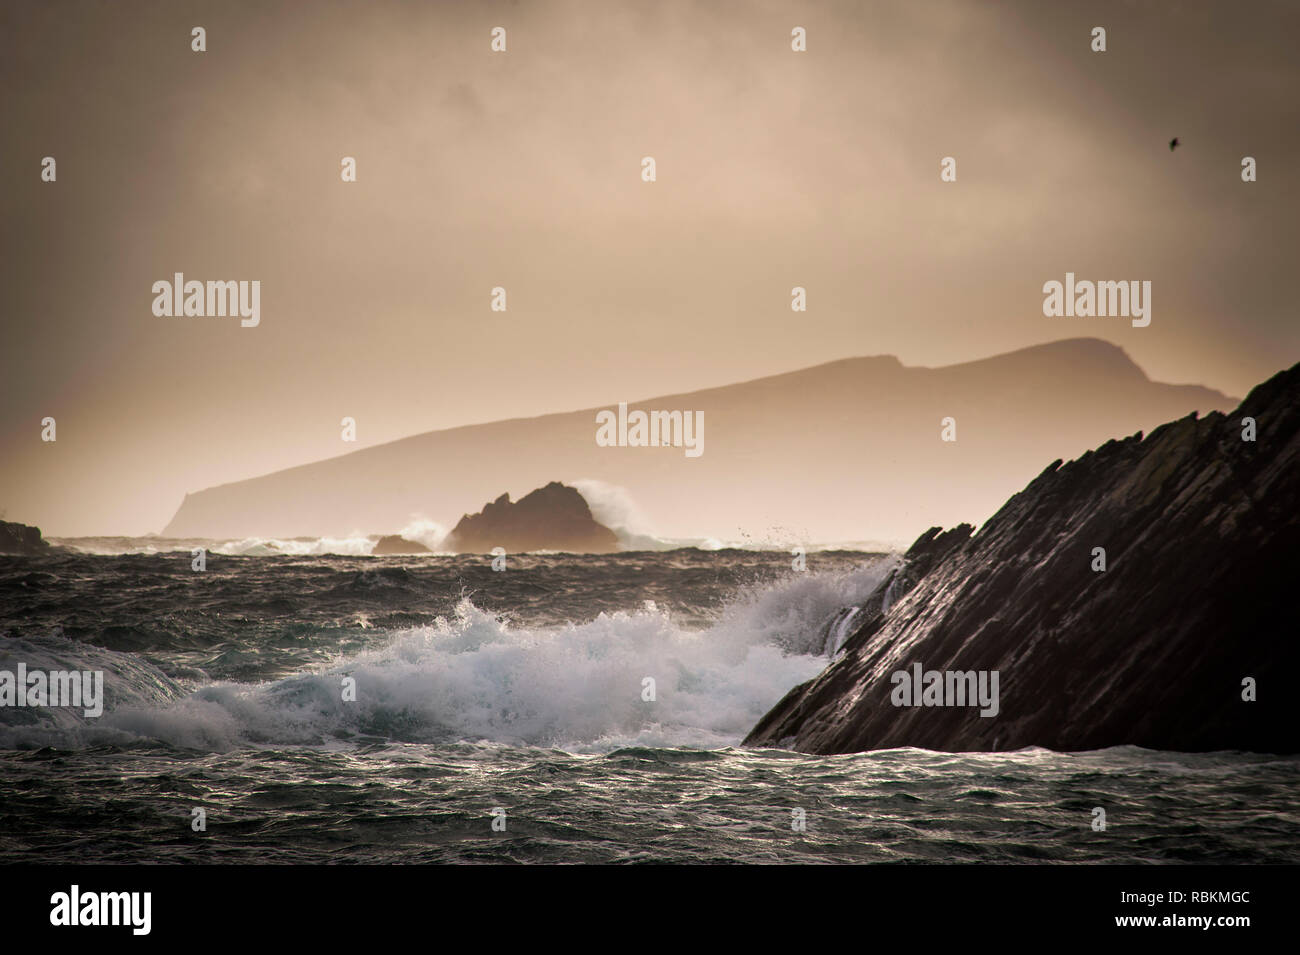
<box><xmin>2</xmin><ymin>0</ymin><xmax>1298</xmax><ymax>535</ymax></box>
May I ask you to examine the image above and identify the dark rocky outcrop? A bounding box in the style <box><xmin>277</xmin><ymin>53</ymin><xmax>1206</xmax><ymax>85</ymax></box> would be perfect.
<box><xmin>0</xmin><ymin>521</ymin><xmax>51</xmax><ymax>556</ymax></box>
<box><xmin>746</xmin><ymin>362</ymin><xmax>1300</xmax><ymax>755</ymax></box>
<box><xmin>371</xmin><ymin>535</ymin><xmax>432</xmax><ymax>555</ymax></box>
<box><xmin>440</xmin><ymin>482</ymin><xmax>619</xmax><ymax>554</ymax></box>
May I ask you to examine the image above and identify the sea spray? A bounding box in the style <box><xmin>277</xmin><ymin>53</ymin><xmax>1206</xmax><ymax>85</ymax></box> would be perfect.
<box><xmin>0</xmin><ymin>557</ymin><xmax>893</xmax><ymax>752</ymax></box>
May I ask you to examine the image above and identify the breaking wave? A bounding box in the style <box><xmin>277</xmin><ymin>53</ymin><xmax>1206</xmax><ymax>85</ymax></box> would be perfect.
<box><xmin>0</xmin><ymin>559</ymin><xmax>892</xmax><ymax>752</ymax></box>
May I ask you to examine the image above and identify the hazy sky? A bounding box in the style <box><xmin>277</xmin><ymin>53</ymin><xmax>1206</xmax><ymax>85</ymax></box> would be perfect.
<box><xmin>3</xmin><ymin>0</ymin><xmax>1298</xmax><ymax>535</ymax></box>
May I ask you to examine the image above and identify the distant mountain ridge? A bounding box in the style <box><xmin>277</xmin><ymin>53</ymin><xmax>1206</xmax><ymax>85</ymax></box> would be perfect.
<box><xmin>162</xmin><ymin>339</ymin><xmax>1236</xmax><ymax>543</ymax></box>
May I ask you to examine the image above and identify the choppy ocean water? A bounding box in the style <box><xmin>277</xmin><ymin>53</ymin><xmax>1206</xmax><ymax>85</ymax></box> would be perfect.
<box><xmin>2</xmin><ymin>547</ymin><xmax>1296</xmax><ymax>864</ymax></box>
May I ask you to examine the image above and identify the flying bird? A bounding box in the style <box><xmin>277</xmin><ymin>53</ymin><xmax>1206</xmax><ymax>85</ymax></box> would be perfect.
<box><xmin>1169</xmin><ymin>137</ymin><xmax>1180</xmax><ymax>151</ymax></box>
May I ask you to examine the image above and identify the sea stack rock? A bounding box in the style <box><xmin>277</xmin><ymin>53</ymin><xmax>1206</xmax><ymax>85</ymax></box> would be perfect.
<box><xmin>441</xmin><ymin>482</ymin><xmax>619</xmax><ymax>554</ymax></box>
<box><xmin>745</xmin><ymin>361</ymin><xmax>1300</xmax><ymax>755</ymax></box>
<box><xmin>371</xmin><ymin>535</ymin><xmax>432</xmax><ymax>555</ymax></box>
<box><xmin>0</xmin><ymin>521</ymin><xmax>52</xmax><ymax>556</ymax></box>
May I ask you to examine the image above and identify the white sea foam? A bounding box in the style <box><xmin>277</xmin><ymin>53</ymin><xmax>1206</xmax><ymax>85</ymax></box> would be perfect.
<box><xmin>52</xmin><ymin>531</ymin><xmax>895</xmax><ymax>557</ymax></box>
<box><xmin>213</xmin><ymin>536</ymin><xmax>377</xmax><ymax>557</ymax></box>
<box><xmin>394</xmin><ymin>518</ymin><xmax>450</xmax><ymax>552</ymax></box>
<box><xmin>0</xmin><ymin>560</ymin><xmax>893</xmax><ymax>753</ymax></box>
<box><xmin>571</xmin><ymin>479</ymin><xmax>654</xmax><ymax>538</ymax></box>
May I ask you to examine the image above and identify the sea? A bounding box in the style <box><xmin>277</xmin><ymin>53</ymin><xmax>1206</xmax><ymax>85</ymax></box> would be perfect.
<box><xmin>1</xmin><ymin>540</ymin><xmax>1296</xmax><ymax>864</ymax></box>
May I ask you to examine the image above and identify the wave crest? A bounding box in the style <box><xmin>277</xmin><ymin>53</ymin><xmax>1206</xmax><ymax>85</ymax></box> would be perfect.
<box><xmin>0</xmin><ymin>560</ymin><xmax>892</xmax><ymax>752</ymax></box>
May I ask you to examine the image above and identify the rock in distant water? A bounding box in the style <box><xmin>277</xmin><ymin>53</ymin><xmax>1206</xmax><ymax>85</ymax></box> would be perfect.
<box><xmin>372</xmin><ymin>535</ymin><xmax>432</xmax><ymax>555</ymax></box>
<box><xmin>442</xmin><ymin>482</ymin><xmax>618</xmax><ymax>554</ymax></box>
<box><xmin>0</xmin><ymin>521</ymin><xmax>52</xmax><ymax>556</ymax></box>
<box><xmin>745</xmin><ymin>361</ymin><xmax>1300</xmax><ymax>755</ymax></box>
